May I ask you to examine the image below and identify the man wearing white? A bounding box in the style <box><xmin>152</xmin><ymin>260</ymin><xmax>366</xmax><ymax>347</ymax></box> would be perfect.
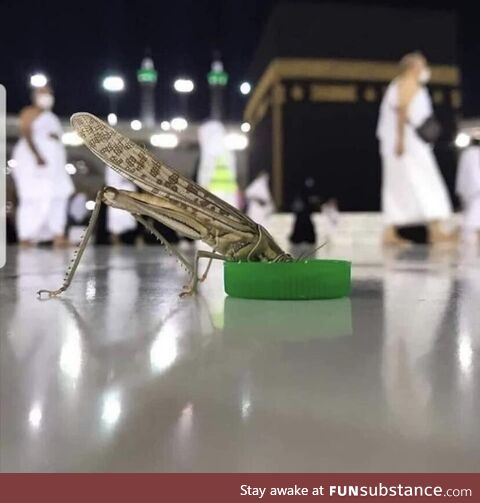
<box><xmin>12</xmin><ymin>85</ymin><xmax>74</xmax><ymax>247</ymax></box>
<box><xmin>245</xmin><ymin>171</ymin><xmax>274</xmax><ymax>228</ymax></box>
<box><xmin>197</xmin><ymin>120</ymin><xmax>238</xmax><ymax>208</ymax></box>
<box><xmin>376</xmin><ymin>52</ymin><xmax>453</xmax><ymax>245</ymax></box>
<box><xmin>456</xmin><ymin>138</ymin><xmax>480</xmax><ymax>244</ymax></box>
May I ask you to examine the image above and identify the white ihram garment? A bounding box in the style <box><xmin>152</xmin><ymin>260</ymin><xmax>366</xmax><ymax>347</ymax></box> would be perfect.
<box><xmin>245</xmin><ymin>173</ymin><xmax>274</xmax><ymax>227</ymax></box>
<box><xmin>376</xmin><ymin>80</ymin><xmax>452</xmax><ymax>225</ymax></box>
<box><xmin>105</xmin><ymin>166</ymin><xmax>137</xmax><ymax>235</ymax></box>
<box><xmin>12</xmin><ymin>111</ymin><xmax>74</xmax><ymax>241</ymax></box>
<box><xmin>197</xmin><ymin>120</ymin><xmax>238</xmax><ymax>208</ymax></box>
<box><xmin>456</xmin><ymin>145</ymin><xmax>480</xmax><ymax>240</ymax></box>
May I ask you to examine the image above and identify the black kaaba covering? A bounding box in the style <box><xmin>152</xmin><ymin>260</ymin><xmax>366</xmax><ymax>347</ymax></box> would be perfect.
<box><xmin>245</xmin><ymin>3</ymin><xmax>460</xmax><ymax>211</ymax></box>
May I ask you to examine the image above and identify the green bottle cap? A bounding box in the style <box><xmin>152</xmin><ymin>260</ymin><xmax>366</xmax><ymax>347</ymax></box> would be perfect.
<box><xmin>224</xmin><ymin>259</ymin><xmax>351</xmax><ymax>300</ymax></box>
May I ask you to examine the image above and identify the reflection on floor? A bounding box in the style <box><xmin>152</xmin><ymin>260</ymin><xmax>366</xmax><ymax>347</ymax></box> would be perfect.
<box><xmin>0</xmin><ymin>243</ymin><xmax>479</xmax><ymax>472</ymax></box>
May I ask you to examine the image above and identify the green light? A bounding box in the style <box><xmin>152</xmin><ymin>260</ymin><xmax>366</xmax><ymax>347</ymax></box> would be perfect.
<box><xmin>137</xmin><ymin>68</ymin><xmax>158</xmax><ymax>84</ymax></box>
<box><xmin>208</xmin><ymin>70</ymin><xmax>228</xmax><ymax>86</ymax></box>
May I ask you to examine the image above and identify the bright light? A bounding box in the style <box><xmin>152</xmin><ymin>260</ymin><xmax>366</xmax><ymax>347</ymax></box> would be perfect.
<box><xmin>225</xmin><ymin>132</ymin><xmax>249</xmax><ymax>150</ymax></box>
<box><xmin>150</xmin><ymin>334</ymin><xmax>178</xmax><ymax>374</ymax></box>
<box><xmin>28</xmin><ymin>404</ymin><xmax>43</xmax><ymax>429</ymax></box>
<box><xmin>160</xmin><ymin>120</ymin><xmax>171</xmax><ymax>131</ymax></box>
<box><xmin>240</xmin><ymin>122</ymin><xmax>251</xmax><ymax>133</ymax></box>
<box><xmin>101</xmin><ymin>392</ymin><xmax>121</xmax><ymax>426</ymax></box>
<box><xmin>240</xmin><ymin>82</ymin><xmax>251</xmax><ymax>95</ymax></box>
<box><xmin>130</xmin><ymin>119</ymin><xmax>142</xmax><ymax>131</ymax></box>
<box><xmin>30</xmin><ymin>73</ymin><xmax>48</xmax><ymax>88</ymax></box>
<box><xmin>85</xmin><ymin>200</ymin><xmax>96</xmax><ymax>211</ymax></box>
<box><xmin>102</xmin><ymin>75</ymin><xmax>125</xmax><ymax>92</ymax></box>
<box><xmin>59</xmin><ymin>329</ymin><xmax>82</xmax><ymax>380</ymax></box>
<box><xmin>458</xmin><ymin>336</ymin><xmax>473</xmax><ymax>373</ymax></box>
<box><xmin>62</xmin><ymin>131</ymin><xmax>83</xmax><ymax>146</ymax></box>
<box><xmin>65</xmin><ymin>163</ymin><xmax>77</xmax><ymax>175</ymax></box>
<box><xmin>171</xmin><ymin>117</ymin><xmax>188</xmax><ymax>131</ymax></box>
<box><xmin>107</xmin><ymin>113</ymin><xmax>118</xmax><ymax>126</ymax></box>
<box><xmin>173</xmin><ymin>78</ymin><xmax>194</xmax><ymax>93</ymax></box>
<box><xmin>150</xmin><ymin>133</ymin><xmax>179</xmax><ymax>149</ymax></box>
<box><xmin>7</xmin><ymin>159</ymin><xmax>17</xmax><ymax>168</ymax></box>
<box><xmin>455</xmin><ymin>132</ymin><xmax>471</xmax><ymax>148</ymax></box>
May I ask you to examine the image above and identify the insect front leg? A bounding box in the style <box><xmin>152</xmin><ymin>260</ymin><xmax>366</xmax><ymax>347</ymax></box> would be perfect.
<box><xmin>180</xmin><ymin>250</ymin><xmax>229</xmax><ymax>298</ymax></box>
<box><xmin>198</xmin><ymin>231</ymin><xmax>220</xmax><ymax>283</ymax></box>
<box><xmin>37</xmin><ymin>189</ymin><xmax>104</xmax><ymax>298</ymax></box>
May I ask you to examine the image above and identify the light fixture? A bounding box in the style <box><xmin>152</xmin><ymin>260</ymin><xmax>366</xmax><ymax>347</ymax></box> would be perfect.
<box><xmin>130</xmin><ymin>119</ymin><xmax>142</xmax><ymax>131</ymax></box>
<box><xmin>160</xmin><ymin>120</ymin><xmax>171</xmax><ymax>131</ymax></box>
<box><xmin>455</xmin><ymin>132</ymin><xmax>471</xmax><ymax>148</ymax></box>
<box><xmin>30</xmin><ymin>73</ymin><xmax>48</xmax><ymax>88</ymax></box>
<box><xmin>62</xmin><ymin>131</ymin><xmax>83</xmax><ymax>146</ymax></box>
<box><xmin>101</xmin><ymin>391</ymin><xmax>122</xmax><ymax>427</ymax></box>
<box><xmin>102</xmin><ymin>75</ymin><xmax>125</xmax><ymax>92</ymax></box>
<box><xmin>240</xmin><ymin>82</ymin><xmax>251</xmax><ymax>95</ymax></box>
<box><xmin>65</xmin><ymin>163</ymin><xmax>77</xmax><ymax>175</ymax></box>
<box><xmin>7</xmin><ymin>159</ymin><xmax>17</xmax><ymax>168</ymax></box>
<box><xmin>240</xmin><ymin>122</ymin><xmax>251</xmax><ymax>133</ymax></box>
<box><xmin>85</xmin><ymin>200</ymin><xmax>96</xmax><ymax>211</ymax></box>
<box><xmin>225</xmin><ymin>132</ymin><xmax>249</xmax><ymax>150</ymax></box>
<box><xmin>28</xmin><ymin>404</ymin><xmax>43</xmax><ymax>429</ymax></box>
<box><xmin>170</xmin><ymin>117</ymin><xmax>188</xmax><ymax>131</ymax></box>
<box><xmin>107</xmin><ymin>113</ymin><xmax>118</xmax><ymax>126</ymax></box>
<box><xmin>173</xmin><ymin>78</ymin><xmax>194</xmax><ymax>93</ymax></box>
<box><xmin>150</xmin><ymin>133</ymin><xmax>179</xmax><ymax>149</ymax></box>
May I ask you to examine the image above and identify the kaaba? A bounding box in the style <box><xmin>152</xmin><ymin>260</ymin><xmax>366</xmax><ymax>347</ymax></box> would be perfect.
<box><xmin>245</xmin><ymin>3</ymin><xmax>460</xmax><ymax>212</ymax></box>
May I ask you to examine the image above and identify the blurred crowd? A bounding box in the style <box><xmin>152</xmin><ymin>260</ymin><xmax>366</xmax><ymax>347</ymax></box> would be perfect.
<box><xmin>6</xmin><ymin>52</ymin><xmax>480</xmax><ymax>251</ymax></box>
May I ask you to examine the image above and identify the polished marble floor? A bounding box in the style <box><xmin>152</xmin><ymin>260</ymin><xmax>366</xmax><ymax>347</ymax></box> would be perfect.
<box><xmin>0</xmin><ymin>243</ymin><xmax>479</xmax><ymax>472</ymax></box>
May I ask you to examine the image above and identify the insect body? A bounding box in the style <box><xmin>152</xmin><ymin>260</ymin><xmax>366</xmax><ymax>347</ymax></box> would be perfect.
<box><xmin>38</xmin><ymin>113</ymin><xmax>291</xmax><ymax>298</ymax></box>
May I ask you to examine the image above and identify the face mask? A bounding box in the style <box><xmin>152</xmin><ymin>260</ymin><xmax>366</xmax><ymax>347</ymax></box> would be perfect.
<box><xmin>35</xmin><ymin>94</ymin><xmax>54</xmax><ymax>109</ymax></box>
<box><xmin>419</xmin><ymin>68</ymin><xmax>431</xmax><ymax>84</ymax></box>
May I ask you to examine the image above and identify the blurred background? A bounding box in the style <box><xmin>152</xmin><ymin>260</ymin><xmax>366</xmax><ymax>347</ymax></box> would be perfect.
<box><xmin>2</xmin><ymin>0</ymin><xmax>480</xmax><ymax>245</ymax></box>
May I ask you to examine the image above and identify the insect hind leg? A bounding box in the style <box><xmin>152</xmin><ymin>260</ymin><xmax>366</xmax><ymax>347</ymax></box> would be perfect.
<box><xmin>37</xmin><ymin>188</ymin><xmax>105</xmax><ymax>298</ymax></box>
<box><xmin>133</xmin><ymin>215</ymin><xmax>193</xmax><ymax>274</ymax></box>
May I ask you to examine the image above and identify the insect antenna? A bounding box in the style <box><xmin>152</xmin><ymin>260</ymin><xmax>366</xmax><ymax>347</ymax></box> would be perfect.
<box><xmin>295</xmin><ymin>240</ymin><xmax>327</xmax><ymax>262</ymax></box>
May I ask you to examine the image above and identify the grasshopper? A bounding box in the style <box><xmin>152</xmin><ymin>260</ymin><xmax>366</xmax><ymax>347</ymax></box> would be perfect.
<box><xmin>37</xmin><ymin>113</ymin><xmax>292</xmax><ymax>298</ymax></box>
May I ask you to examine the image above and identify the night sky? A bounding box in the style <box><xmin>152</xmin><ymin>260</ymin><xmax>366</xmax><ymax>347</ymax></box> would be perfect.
<box><xmin>1</xmin><ymin>0</ymin><xmax>479</xmax><ymax>122</ymax></box>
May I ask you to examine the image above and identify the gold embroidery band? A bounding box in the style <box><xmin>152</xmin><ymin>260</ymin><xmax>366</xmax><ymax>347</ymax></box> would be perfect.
<box><xmin>244</xmin><ymin>57</ymin><xmax>460</xmax><ymax>123</ymax></box>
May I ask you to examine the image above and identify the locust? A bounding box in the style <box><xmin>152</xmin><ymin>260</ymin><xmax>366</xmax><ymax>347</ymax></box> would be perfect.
<box><xmin>37</xmin><ymin>113</ymin><xmax>292</xmax><ymax>299</ymax></box>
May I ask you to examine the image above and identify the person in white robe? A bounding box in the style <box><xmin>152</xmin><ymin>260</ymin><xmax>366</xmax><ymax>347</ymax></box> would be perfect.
<box><xmin>245</xmin><ymin>171</ymin><xmax>274</xmax><ymax>228</ymax></box>
<box><xmin>105</xmin><ymin>166</ymin><xmax>137</xmax><ymax>243</ymax></box>
<box><xmin>376</xmin><ymin>52</ymin><xmax>453</xmax><ymax>245</ymax></box>
<box><xmin>456</xmin><ymin>138</ymin><xmax>480</xmax><ymax>244</ymax></box>
<box><xmin>12</xmin><ymin>85</ymin><xmax>74</xmax><ymax>246</ymax></box>
<box><xmin>197</xmin><ymin>120</ymin><xmax>239</xmax><ymax>208</ymax></box>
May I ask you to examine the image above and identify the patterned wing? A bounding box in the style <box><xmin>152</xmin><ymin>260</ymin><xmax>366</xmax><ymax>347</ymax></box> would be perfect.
<box><xmin>71</xmin><ymin>112</ymin><xmax>256</xmax><ymax>231</ymax></box>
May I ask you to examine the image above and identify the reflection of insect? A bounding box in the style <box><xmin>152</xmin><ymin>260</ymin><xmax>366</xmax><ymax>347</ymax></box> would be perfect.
<box><xmin>38</xmin><ymin>113</ymin><xmax>291</xmax><ymax>299</ymax></box>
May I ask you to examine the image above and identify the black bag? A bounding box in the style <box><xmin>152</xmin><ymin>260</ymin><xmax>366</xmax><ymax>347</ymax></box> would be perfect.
<box><xmin>415</xmin><ymin>115</ymin><xmax>442</xmax><ymax>144</ymax></box>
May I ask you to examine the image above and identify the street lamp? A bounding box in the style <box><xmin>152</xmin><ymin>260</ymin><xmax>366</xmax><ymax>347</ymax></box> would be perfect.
<box><xmin>102</xmin><ymin>75</ymin><xmax>125</xmax><ymax>92</ymax></box>
<box><xmin>160</xmin><ymin>120</ymin><xmax>171</xmax><ymax>131</ymax></box>
<box><xmin>225</xmin><ymin>132</ymin><xmax>248</xmax><ymax>151</ymax></box>
<box><xmin>455</xmin><ymin>132</ymin><xmax>471</xmax><ymax>148</ymax></box>
<box><xmin>173</xmin><ymin>77</ymin><xmax>194</xmax><ymax>119</ymax></box>
<box><xmin>239</xmin><ymin>81</ymin><xmax>251</xmax><ymax>95</ymax></box>
<box><xmin>107</xmin><ymin>113</ymin><xmax>118</xmax><ymax>126</ymax></box>
<box><xmin>173</xmin><ymin>78</ymin><xmax>194</xmax><ymax>93</ymax></box>
<box><xmin>150</xmin><ymin>133</ymin><xmax>179</xmax><ymax>149</ymax></box>
<box><xmin>102</xmin><ymin>74</ymin><xmax>125</xmax><ymax>118</ymax></box>
<box><xmin>241</xmin><ymin>122</ymin><xmax>251</xmax><ymax>133</ymax></box>
<box><xmin>30</xmin><ymin>73</ymin><xmax>48</xmax><ymax>88</ymax></box>
<box><xmin>130</xmin><ymin>119</ymin><xmax>142</xmax><ymax>131</ymax></box>
<box><xmin>171</xmin><ymin>117</ymin><xmax>188</xmax><ymax>131</ymax></box>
